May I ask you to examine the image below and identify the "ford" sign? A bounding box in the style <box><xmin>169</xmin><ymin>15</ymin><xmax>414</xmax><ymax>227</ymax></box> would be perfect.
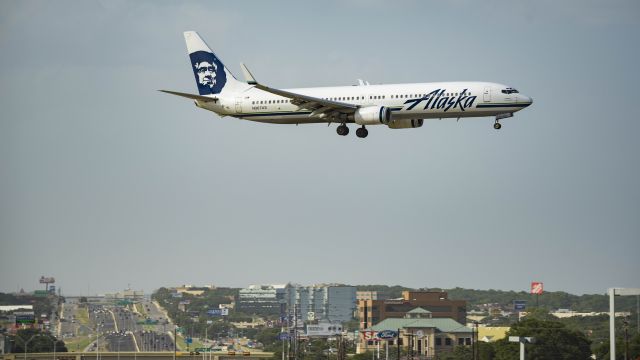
<box><xmin>377</xmin><ymin>330</ymin><xmax>398</xmax><ymax>339</ymax></box>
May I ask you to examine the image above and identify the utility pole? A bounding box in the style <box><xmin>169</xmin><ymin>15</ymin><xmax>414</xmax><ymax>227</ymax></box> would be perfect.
<box><xmin>474</xmin><ymin>321</ymin><xmax>479</xmax><ymax>360</ymax></box>
<box><xmin>472</xmin><ymin>324</ymin><xmax>475</xmax><ymax>360</ymax></box>
<box><xmin>396</xmin><ymin>329</ymin><xmax>400</xmax><ymax>360</ymax></box>
<box><xmin>623</xmin><ymin>318</ymin><xmax>629</xmax><ymax>360</ymax></box>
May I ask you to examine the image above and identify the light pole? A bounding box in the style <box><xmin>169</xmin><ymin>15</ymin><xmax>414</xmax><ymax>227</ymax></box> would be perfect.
<box><xmin>173</xmin><ymin>325</ymin><xmax>177</xmax><ymax>360</ymax></box>
<box><xmin>19</xmin><ymin>334</ymin><xmax>37</xmax><ymax>360</ymax></box>
<box><xmin>38</xmin><ymin>334</ymin><xmax>59</xmax><ymax>360</ymax></box>
<box><xmin>508</xmin><ymin>336</ymin><xmax>535</xmax><ymax>360</ymax></box>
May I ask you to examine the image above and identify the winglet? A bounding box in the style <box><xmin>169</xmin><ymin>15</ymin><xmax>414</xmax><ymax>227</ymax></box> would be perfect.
<box><xmin>240</xmin><ymin>63</ymin><xmax>258</xmax><ymax>85</ymax></box>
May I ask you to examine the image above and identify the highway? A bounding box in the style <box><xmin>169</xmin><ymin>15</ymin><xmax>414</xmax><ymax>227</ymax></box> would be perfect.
<box><xmin>56</xmin><ymin>298</ymin><xmax>175</xmax><ymax>353</ymax></box>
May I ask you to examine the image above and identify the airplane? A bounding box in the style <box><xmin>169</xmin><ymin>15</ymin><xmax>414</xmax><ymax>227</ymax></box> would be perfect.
<box><xmin>161</xmin><ymin>31</ymin><xmax>533</xmax><ymax>138</ymax></box>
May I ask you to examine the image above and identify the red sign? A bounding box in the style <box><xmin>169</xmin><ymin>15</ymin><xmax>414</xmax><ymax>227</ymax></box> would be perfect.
<box><xmin>531</xmin><ymin>282</ymin><xmax>543</xmax><ymax>295</ymax></box>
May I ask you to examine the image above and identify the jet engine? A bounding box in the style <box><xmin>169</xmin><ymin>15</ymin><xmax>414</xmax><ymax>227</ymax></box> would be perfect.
<box><xmin>353</xmin><ymin>106</ymin><xmax>392</xmax><ymax>125</ymax></box>
<box><xmin>387</xmin><ymin>119</ymin><xmax>424</xmax><ymax>129</ymax></box>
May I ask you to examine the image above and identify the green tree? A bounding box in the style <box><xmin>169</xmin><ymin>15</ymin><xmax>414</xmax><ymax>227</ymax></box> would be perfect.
<box><xmin>592</xmin><ymin>333</ymin><xmax>640</xmax><ymax>360</ymax></box>
<box><xmin>436</xmin><ymin>345</ymin><xmax>472</xmax><ymax>360</ymax></box>
<box><xmin>477</xmin><ymin>341</ymin><xmax>495</xmax><ymax>360</ymax></box>
<box><xmin>493</xmin><ymin>317</ymin><xmax>591</xmax><ymax>360</ymax></box>
<box><xmin>10</xmin><ymin>328</ymin><xmax>67</xmax><ymax>353</ymax></box>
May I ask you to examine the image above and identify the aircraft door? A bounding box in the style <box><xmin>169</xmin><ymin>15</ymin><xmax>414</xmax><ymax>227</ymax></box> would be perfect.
<box><xmin>235</xmin><ymin>97</ymin><xmax>243</xmax><ymax>113</ymax></box>
<box><xmin>483</xmin><ymin>86</ymin><xmax>491</xmax><ymax>102</ymax></box>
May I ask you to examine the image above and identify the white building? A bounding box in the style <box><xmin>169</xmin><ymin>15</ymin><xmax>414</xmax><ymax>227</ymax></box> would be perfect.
<box><xmin>238</xmin><ymin>283</ymin><xmax>357</xmax><ymax>323</ymax></box>
<box><xmin>238</xmin><ymin>284</ymin><xmax>288</xmax><ymax>314</ymax></box>
<box><xmin>286</xmin><ymin>284</ymin><xmax>356</xmax><ymax>323</ymax></box>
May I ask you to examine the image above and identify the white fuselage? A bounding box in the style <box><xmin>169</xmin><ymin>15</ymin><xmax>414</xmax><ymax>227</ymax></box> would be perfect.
<box><xmin>197</xmin><ymin>81</ymin><xmax>532</xmax><ymax>124</ymax></box>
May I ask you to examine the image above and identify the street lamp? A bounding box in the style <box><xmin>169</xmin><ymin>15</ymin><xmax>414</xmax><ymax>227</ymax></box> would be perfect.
<box><xmin>37</xmin><ymin>334</ymin><xmax>59</xmax><ymax>360</ymax></box>
<box><xmin>508</xmin><ymin>336</ymin><xmax>535</xmax><ymax>360</ymax></box>
<box><xmin>77</xmin><ymin>323</ymin><xmax>102</xmax><ymax>360</ymax></box>
<box><xmin>18</xmin><ymin>334</ymin><xmax>37</xmax><ymax>360</ymax></box>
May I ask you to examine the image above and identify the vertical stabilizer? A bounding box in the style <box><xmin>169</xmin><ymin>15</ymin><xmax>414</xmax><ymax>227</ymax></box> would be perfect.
<box><xmin>184</xmin><ymin>31</ymin><xmax>246</xmax><ymax>95</ymax></box>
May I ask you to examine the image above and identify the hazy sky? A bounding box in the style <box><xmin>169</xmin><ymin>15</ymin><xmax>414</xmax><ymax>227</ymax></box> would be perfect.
<box><xmin>1</xmin><ymin>0</ymin><xmax>639</xmax><ymax>297</ymax></box>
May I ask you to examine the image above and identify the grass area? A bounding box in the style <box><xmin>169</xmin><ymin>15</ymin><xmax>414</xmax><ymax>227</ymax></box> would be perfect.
<box><xmin>76</xmin><ymin>307</ymin><xmax>90</xmax><ymax>326</ymax></box>
<box><xmin>176</xmin><ymin>335</ymin><xmax>205</xmax><ymax>351</ymax></box>
<box><xmin>135</xmin><ymin>303</ymin><xmax>148</xmax><ymax>316</ymax></box>
<box><xmin>65</xmin><ymin>336</ymin><xmax>94</xmax><ymax>352</ymax></box>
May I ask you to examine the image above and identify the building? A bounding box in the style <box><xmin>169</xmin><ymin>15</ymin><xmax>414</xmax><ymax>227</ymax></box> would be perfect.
<box><xmin>286</xmin><ymin>284</ymin><xmax>356</xmax><ymax>323</ymax></box>
<box><xmin>359</xmin><ymin>308</ymin><xmax>472</xmax><ymax>358</ymax></box>
<box><xmin>174</xmin><ymin>285</ymin><xmax>206</xmax><ymax>296</ymax></box>
<box><xmin>238</xmin><ymin>283</ymin><xmax>356</xmax><ymax>323</ymax></box>
<box><xmin>358</xmin><ymin>291</ymin><xmax>467</xmax><ymax>330</ymax></box>
<box><xmin>238</xmin><ymin>284</ymin><xmax>288</xmax><ymax>314</ymax></box>
<box><xmin>357</xmin><ymin>291</ymin><xmax>380</xmax><ymax>301</ymax></box>
<box><xmin>477</xmin><ymin>326</ymin><xmax>509</xmax><ymax>342</ymax></box>
<box><xmin>105</xmin><ymin>289</ymin><xmax>144</xmax><ymax>302</ymax></box>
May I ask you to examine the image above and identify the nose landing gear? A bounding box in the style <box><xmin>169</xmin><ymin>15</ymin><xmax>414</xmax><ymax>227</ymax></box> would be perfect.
<box><xmin>494</xmin><ymin>113</ymin><xmax>512</xmax><ymax>130</ymax></box>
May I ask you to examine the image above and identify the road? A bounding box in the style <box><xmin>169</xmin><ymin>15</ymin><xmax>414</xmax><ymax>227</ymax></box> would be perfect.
<box><xmin>55</xmin><ymin>298</ymin><xmax>175</xmax><ymax>352</ymax></box>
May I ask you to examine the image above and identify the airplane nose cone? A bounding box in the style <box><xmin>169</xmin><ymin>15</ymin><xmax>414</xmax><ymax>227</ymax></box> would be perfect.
<box><xmin>520</xmin><ymin>95</ymin><xmax>533</xmax><ymax>107</ymax></box>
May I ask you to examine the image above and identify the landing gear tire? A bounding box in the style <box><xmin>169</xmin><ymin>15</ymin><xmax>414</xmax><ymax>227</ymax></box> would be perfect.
<box><xmin>336</xmin><ymin>124</ymin><xmax>349</xmax><ymax>136</ymax></box>
<box><xmin>356</xmin><ymin>127</ymin><xmax>368</xmax><ymax>138</ymax></box>
<box><xmin>493</xmin><ymin>122</ymin><xmax>502</xmax><ymax>130</ymax></box>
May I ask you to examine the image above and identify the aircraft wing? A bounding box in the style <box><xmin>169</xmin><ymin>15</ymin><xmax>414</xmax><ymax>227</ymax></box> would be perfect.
<box><xmin>240</xmin><ymin>63</ymin><xmax>358</xmax><ymax>119</ymax></box>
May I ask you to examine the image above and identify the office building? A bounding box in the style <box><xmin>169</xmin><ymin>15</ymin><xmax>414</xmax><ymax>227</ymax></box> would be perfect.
<box><xmin>358</xmin><ymin>290</ymin><xmax>467</xmax><ymax>329</ymax></box>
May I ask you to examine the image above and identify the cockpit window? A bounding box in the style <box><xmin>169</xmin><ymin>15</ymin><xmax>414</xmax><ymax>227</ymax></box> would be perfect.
<box><xmin>501</xmin><ymin>88</ymin><xmax>519</xmax><ymax>94</ymax></box>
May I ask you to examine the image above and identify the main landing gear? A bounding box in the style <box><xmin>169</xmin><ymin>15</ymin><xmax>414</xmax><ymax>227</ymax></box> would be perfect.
<box><xmin>336</xmin><ymin>124</ymin><xmax>369</xmax><ymax>138</ymax></box>
<box><xmin>336</xmin><ymin>124</ymin><xmax>349</xmax><ymax>136</ymax></box>
<box><xmin>356</xmin><ymin>126</ymin><xmax>368</xmax><ymax>138</ymax></box>
<box><xmin>493</xmin><ymin>121</ymin><xmax>502</xmax><ymax>130</ymax></box>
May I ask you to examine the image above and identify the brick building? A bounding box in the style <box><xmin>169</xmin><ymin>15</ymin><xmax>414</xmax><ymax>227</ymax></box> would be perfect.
<box><xmin>358</xmin><ymin>290</ymin><xmax>466</xmax><ymax>329</ymax></box>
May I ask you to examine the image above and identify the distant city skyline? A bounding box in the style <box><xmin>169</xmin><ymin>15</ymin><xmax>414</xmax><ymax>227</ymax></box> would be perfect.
<box><xmin>1</xmin><ymin>1</ymin><xmax>639</xmax><ymax>296</ymax></box>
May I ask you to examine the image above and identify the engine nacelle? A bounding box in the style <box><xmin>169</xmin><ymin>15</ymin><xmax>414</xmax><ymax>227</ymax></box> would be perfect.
<box><xmin>387</xmin><ymin>119</ymin><xmax>424</xmax><ymax>129</ymax></box>
<box><xmin>353</xmin><ymin>106</ymin><xmax>392</xmax><ymax>125</ymax></box>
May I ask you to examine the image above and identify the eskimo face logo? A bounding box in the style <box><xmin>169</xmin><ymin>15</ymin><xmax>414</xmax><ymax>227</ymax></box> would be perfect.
<box><xmin>189</xmin><ymin>51</ymin><xmax>227</xmax><ymax>95</ymax></box>
<box><xmin>195</xmin><ymin>61</ymin><xmax>217</xmax><ymax>88</ymax></box>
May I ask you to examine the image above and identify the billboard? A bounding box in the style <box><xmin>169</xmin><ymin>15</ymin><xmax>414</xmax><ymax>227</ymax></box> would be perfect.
<box><xmin>306</xmin><ymin>323</ymin><xmax>343</xmax><ymax>337</ymax></box>
<box><xmin>39</xmin><ymin>276</ymin><xmax>55</xmax><ymax>284</ymax></box>
<box><xmin>531</xmin><ymin>282</ymin><xmax>544</xmax><ymax>295</ymax></box>
<box><xmin>207</xmin><ymin>308</ymin><xmax>229</xmax><ymax>316</ymax></box>
<box><xmin>15</xmin><ymin>311</ymin><xmax>35</xmax><ymax>325</ymax></box>
<box><xmin>513</xmin><ymin>300</ymin><xmax>527</xmax><ymax>311</ymax></box>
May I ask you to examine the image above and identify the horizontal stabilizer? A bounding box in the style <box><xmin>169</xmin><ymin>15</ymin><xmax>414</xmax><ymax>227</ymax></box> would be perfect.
<box><xmin>158</xmin><ymin>90</ymin><xmax>218</xmax><ymax>102</ymax></box>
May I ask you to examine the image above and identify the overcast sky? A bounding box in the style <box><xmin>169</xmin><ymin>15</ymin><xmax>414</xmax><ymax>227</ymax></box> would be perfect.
<box><xmin>1</xmin><ymin>0</ymin><xmax>639</xmax><ymax>297</ymax></box>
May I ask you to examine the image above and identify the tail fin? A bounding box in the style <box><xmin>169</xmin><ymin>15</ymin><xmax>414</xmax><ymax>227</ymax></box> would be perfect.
<box><xmin>184</xmin><ymin>31</ymin><xmax>246</xmax><ymax>95</ymax></box>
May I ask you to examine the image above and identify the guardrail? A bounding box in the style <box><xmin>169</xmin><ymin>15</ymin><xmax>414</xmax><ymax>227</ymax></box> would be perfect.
<box><xmin>0</xmin><ymin>352</ymin><xmax>273</xmax><ymax>360</ymax></box>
